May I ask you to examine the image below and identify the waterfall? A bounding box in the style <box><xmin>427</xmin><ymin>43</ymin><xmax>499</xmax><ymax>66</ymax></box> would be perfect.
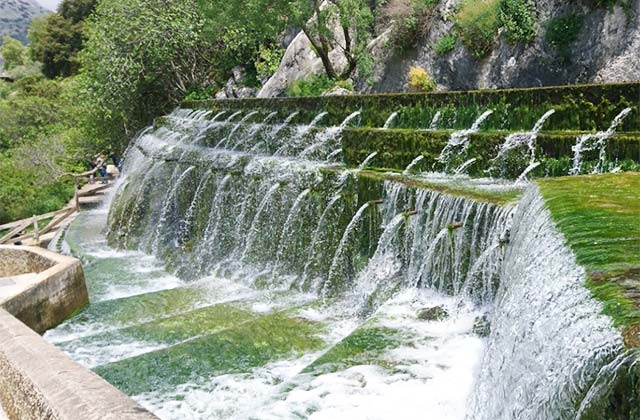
<box><xmin>299</xmin><ymin>111</ymin><xmax>361</xmax><ymax>159</ymax></box>
<box><xmin>454</xmin><ymin>158</ymin><xmax>477</xmax><ymax>175</ymax></box>
<box><xmin>494</xmin><ymin>109</ymin><xmax>556</xmax><ymax>165</ymax></box>
<box><xmin>151</xmin><ymin>166</ymin><xmax>195</xmax><ymax>255</ymax></box>
<box><xmin>570</xmin><ymin>108</ymin><xmax>632</xmax><ymax>175</ymax></box>
<box><xmin>468</xmin><ymin>188</ymin><xmax>623</xmax><ymax>419</ymax></box>
<box><xmin>429</xmin><ymin>111</ymin><xmax>442</xmax><ymax>130</ymax></box>
<box><xmin>358</xmin><ymin>151</ymin><xmax>378</xmax><ymax>170</ymax></box>
<box><xmin>100</xmin><ymin>106</ymin><xmax>636</xmax><ymax>419</ymax></box>
<box><xmin>324</xmin><ymin>202</ymin><xmax>372</xmax><ymax>298</ymax></box>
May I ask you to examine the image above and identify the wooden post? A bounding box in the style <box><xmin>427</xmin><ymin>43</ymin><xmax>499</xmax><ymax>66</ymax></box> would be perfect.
<box><xmin>74</xmin><ymin>176</ymin><xmax>80</xmax><ymax>212</ymax></box>
<box><xmin>32</xmin><ymin>215</ymin><xmax>39</xmax><ymax>244</ymax></box>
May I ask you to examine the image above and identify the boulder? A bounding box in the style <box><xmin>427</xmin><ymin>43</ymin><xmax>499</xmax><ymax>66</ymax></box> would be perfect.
<box><xmin>258</xmin><ymin>6</ymin><xmax>350</xmax><ymax>98</ymax></box>
<box><xmin>417</xmin><ymin>306</ymin><xmax>449</xmax><ymax>321</ymax></box>
<box><xmin>235</xmin><ymin>87</ymin><xmax>258</xmax><ymax>98</ymax></box>
<box><xmin>322</xmin><ymin>86</ymin><xmax>353</xmax><ymax>96</ymax></box>
<box><xmin>473</xmin><ymin>314</ymin><xmax>491</xmax><ymax>337</ymax></box>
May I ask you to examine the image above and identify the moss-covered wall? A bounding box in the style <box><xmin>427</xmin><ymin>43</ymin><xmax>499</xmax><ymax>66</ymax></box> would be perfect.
<box><xmin>342</xmin><ymin>129</ymin><xmax>640</xmax><ymax>177</ymax></box>
<box><xmin>184</xmin><ymin>82</ymin><xmax>640</xmax><ymax>132</ymax></box>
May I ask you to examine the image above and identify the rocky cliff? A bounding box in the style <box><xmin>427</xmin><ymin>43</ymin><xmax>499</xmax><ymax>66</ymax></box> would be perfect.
<box><xmin>259</xmin><ymin>0</ymin><xmax>640</xmax><ymax>97</ymax></box>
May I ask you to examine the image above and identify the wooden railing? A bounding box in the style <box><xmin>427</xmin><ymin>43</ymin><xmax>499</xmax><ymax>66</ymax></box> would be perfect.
<box><xmin>0</xmin><ymin>168</ymin><xmax>114</xmax><ymax>246</ymax></box>
<box><xmin>0</xmin><ymin>207</ymin><xmax>76</xmax><ymax>245</ymax></box>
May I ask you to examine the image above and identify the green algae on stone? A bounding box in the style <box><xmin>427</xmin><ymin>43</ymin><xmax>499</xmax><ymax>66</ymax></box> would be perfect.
<box><xmin>62</xmin><ymin>304</ymin><xmax>258</xmax><ymax>352</ymax></box>
<box><xmin>537</xmin><ymin>173</ymin><xmax>640</xmax><ymax>336</ymax></box>
<box><xmin>302</xmin><ymin>326</ymin><xmax>402</xmax><ymax>375</ymax></box>
<box><xmin>94</xmin><ymin>312</ymin><xmax>326</xmax><ymax>396</ymax></box>
<box><xmin>67</xmin><ymin>287</ymin><xmax>208</xmax><ymax>329</ymax></box>
<box><xmin>183</xmin><ymin>82</ymin><xmax>640</xmax><ymax>132</ymax></box>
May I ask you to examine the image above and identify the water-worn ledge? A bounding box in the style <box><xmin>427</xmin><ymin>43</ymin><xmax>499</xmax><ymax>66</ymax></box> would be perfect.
<box><xmin>537</xmin><ymin>173</ymin><xmax>640</xmax><ymax>348</ymax></box>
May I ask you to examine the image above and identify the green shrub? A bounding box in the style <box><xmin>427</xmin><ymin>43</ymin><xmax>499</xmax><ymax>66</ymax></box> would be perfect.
<box><xmin>545</xmin><ymin>13</ymin><xmax>583</xmax><ymax>61</ymax></box>
<box><xmin>287</xmin><ymin>75</ymin><xmax>353</xmax><ymax>97</ymax></box>
<box><xmin>434</xmin><ymin>35</ymin><xmax>456</xmax><ymax>55</ymax></box>
<box><xmin>455</xmin><ymin>0</ymin><xmax>500</xmax><ymax>59</ymax></box>
<box><xmin>498</xmin><ymin>0</ymin><xmax>537</xmax><ymax>44</ymax></box>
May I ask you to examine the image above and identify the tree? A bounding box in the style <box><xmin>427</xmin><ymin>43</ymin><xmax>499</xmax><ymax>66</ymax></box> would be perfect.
<box><xmin>28</xmin><ymin>14</ymin><xmax>83</xmax><ymax>78</ymax></box>
<box><xmin>288</xmin><ymin>0</ymin><xmax>374</xmax><ymax>80</ymax></box>
<box><xmin>76</xmin><ymin>0</ymin><xmax>212</xmax><ymax>152</ymax></box>
<box><xmin>1</xmin><ymin>36</ymin><xmax>28</xmax><ymax>70</ymax></box>
<box><xmin>197</xmin><ymin>0</ymin><xmax>288</xmax><ymax>85</ymax></box>
<box><xmin>58</xmin><ymin>0</ymin><xmax>98</xmax><ymax>23</ymax></box>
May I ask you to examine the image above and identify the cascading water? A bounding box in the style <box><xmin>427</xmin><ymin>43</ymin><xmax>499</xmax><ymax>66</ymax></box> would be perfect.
<box><xmin>46</xmin><ymin>106</ymin><xmax>637</xmax><ymax>420</ymax></box>
<box><xmin>428</xmin><ymin>110</ymin><xmax>442</xmax><ymax>130</ymax></box>
<box><xmin>403</xmin><ymin>155</ymin><xmax>425</xmax><ymax>175</ymax></box>
<box><xmin>570</xmin><ymin>107</ymin><xmax>633</xmax><ymax>175</ymax></box>
<box><xmin>468</xmin><ymin>188</ymin><xmax>624</xmax><ymax>419</ymax></box>
<box><xmin>438</xmin><ymin>110</ymin><xmax>493</xmax><ymax>171</ymax></box>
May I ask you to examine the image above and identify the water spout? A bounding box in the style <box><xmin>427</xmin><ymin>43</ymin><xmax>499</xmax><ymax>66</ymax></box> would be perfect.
<box><xmin>358</xmin><ymin>152</ymin><xmax>378</xmax><ymax>170</ymax></box>
<box><xmin>403</xmin><ymin>155</ymin><xmax>425</xmax><ymax>175</ymax></box>
<box><xmin>570</xmin><ymin>107</ymin><xmax>632</xmax><ymax>175</ymax></box>
<box><xmin>454</xmin><ymin>158</ymin><xmax>477</xmax><ymax>175</ymax></box>
<box><xmin>383</xmin><ymin>112</ymin><xmax>398</xmax><ymax>129</ymax></box>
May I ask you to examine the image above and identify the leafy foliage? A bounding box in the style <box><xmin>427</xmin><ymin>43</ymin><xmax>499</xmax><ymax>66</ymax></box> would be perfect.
<box><xmin>28</xmin><ymin>14</ymin><xmax>82</xmax><ymax>78</ymax></box>
<box><xmin>255</xmin><ymin>44</ymin><xmax>285</xmax><ymax>82</ymax></box>
<box><xmin>455</xmin><ymin>0</ymin><xmax>500</xmax><ymax>59</ymax></box>
<box><xmin>76</xmin><ymin>0</ymin><xmax>211</xmax><ymax>152</ymax></box>
<box><xmin>58</xmin><ymin>0</ymin><xmax>98</xmax><ymax>23</ymax></box>
<box><xmin>1</xmin><ymin>35</ymin><xmax>28</xmax><ymax>70</ymax></box>
<box><xmin>434</xmin><ymin>35</ymin><xmax>456</xmax><ymax>55</ymax></box>
<box><xmin>197</xmin><ymin>0</ymin><xmax>288</xmax><ymax>85</ymax></box>
<box><xmin>498</xmin><ymin>0</ymin><xmax>537</xmax><ymax>44</ymax></box>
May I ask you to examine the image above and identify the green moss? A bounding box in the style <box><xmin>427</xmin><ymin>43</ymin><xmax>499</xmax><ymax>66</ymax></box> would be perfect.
<box><xmin>342</xmin><ymin>128</ymin><xmax>640</xmax><ymax>179</ymax></box>
<box><xmin>302</xmin><ymin>326</ymin><xmax>401</xmax><ymax>375</ymax></box>
<box><xmin>94</xmin><ymin>312</ymin><xmax>325</xmax><ymax>395</ymax></box>
<box><xmin>79</xmin><ymin>304</ymin><xmax>257</xmax><ymax>348</ymax></box>
<box><xmin>67</xmin><ymin>287</ymin><xmax>209</xmax><ymax>328</ymax></box>
<box><xmin>183</xmin><ymin>82</ymin><xmax>640</xmax><ymax>133</ymax></box>
<box><xmin>538</xmin><ymin>173</ymin><xmax>640</xmax><ymax>332</ymax></box>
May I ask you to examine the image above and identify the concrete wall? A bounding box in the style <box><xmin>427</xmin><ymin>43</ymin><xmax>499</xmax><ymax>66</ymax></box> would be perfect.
<box><xmin>0</xmin><ymin>309</ymin><xmax>158</xmax><ymax>420</ymax></box>
<box><xmin>0</xmin><ymin>248</ymin><xmax>55</xmax><ymax>277</ymax></box>
<box><xmin>0</xmin><ymin>245</ymin><xmax>158</xmax><ymax>419</ymax></box>
<box><xmin>0</xmin><ymin>246</ymin><xmax>88</xmax><ymax>334</ymax></box>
